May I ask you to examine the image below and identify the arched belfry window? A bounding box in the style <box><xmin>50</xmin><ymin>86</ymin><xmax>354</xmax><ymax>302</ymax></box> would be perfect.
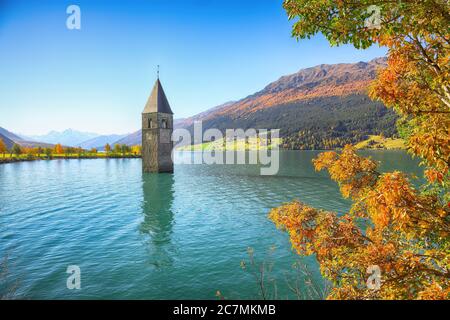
<box><xmin>162</xmin><ymin>119</ymin><xmax>167</xmax><ymax>129</ymax></box>
<box><xmin>148</xmin><ymin>118</ymin><xmax>152</xmax><ymax>129</ymax></box>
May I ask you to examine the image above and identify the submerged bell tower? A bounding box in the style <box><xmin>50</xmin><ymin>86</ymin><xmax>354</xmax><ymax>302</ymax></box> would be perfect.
<box><xmin>142</xmin><ymin>69</ymin><xmax>174</xmax><ymax>173</ymax></box>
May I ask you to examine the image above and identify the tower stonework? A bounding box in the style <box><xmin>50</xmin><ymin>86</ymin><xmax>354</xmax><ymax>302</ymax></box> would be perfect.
<box><xmin>142</xmin><ymin>79</ymin><xmax>174</xmax><ymax>173</ymax></box>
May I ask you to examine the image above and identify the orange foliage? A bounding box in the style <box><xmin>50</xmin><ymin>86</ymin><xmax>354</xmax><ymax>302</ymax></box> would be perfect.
<box><xmin>0</xmin><ymin>138</ymin><xmax>7</xmax><ymax>155</ymax></box>
<box><xmin>270</xmin><ymin>0</ymin><xmax>450</xmax><ymax>300</ymax></box>
<box><xmin>54</xmin><ymin>143</ymin><xmax>64</xmax><ymax>154</ymax></box>
<box><xmin>215</xmin><ymin>80</ymin><xmax>371</xmax><ymax>118</ymax></box>
<box><xmin>269</xmin><ymin>146</ymin><xmax>450</xmax><ymax>300</ymax></box>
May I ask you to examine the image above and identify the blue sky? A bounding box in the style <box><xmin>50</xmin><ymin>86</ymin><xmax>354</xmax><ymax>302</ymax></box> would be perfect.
<box><xmin>0</xmin><ymin>0</ymin><xmax>387</xmax><ymax>135</ymax></box>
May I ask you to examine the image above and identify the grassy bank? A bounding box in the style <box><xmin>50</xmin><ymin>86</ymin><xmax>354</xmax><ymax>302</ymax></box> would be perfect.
<box><xmin>0</xmin><ymin>153</ymin><xmax>141</xmax><ymax>164</ymax></box>
<box><xmin>354</xmin><ymin>135</ymin><xmax>405</xmax><ymax>150</ymax></box>
<box><xmin>177</xmin><ymin>137</ymin><xmax>283</xmax><ymax>151</ymax></box>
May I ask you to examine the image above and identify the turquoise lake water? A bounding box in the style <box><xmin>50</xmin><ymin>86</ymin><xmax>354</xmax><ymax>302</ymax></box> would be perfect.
<box><xmin>0</xmin><ymin>151</ymin><xmax>421</xmax><ymax>299</ymax></box>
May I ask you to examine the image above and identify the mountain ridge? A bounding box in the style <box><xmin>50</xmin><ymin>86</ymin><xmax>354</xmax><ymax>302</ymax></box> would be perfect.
<box><xmin>196</xmin><ymin>57</ymin><xmax>387</xmax><ymax>121</ymax></box>
<box><xmin>115</xmin><ymin>57</ymin><xmax>394</xmax><ymax>149</ymax></box>
<box><xmin>0</xmin><ymin>127</ymin><xmax>54</xmax><ymax>149</ymax></box>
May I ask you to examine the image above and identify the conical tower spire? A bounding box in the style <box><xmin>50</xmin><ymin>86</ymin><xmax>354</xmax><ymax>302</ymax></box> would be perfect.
<box><xmin>142</xmin><ymin>75</ymin><xmax>173</xmax><ymax>114</ymax></box>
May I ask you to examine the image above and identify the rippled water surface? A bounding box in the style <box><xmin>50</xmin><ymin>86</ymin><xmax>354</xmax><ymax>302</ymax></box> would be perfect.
<box><xmin>0</xmin><ymin>151</ymin><xmax>421</xmax><ymax>299</ymax></box>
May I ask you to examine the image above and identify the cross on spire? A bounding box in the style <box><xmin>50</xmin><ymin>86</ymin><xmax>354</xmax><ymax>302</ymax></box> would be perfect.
<box><xmin>157</xmin><ymin>65</ymin><xmax>160</xmax><ymax>79</ymax></box>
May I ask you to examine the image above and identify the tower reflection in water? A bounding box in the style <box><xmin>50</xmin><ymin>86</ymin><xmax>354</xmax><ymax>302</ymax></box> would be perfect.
<box><xmin>140</xmin><ymin>173</ymin><xmax>175</xmax><ymax>268</ymax></box>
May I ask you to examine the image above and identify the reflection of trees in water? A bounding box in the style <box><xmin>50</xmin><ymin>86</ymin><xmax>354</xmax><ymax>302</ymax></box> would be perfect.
<box><xmin>140</xmin><ymin>173</ymin><xmax>175</xmax><ymax>268</ymax></box>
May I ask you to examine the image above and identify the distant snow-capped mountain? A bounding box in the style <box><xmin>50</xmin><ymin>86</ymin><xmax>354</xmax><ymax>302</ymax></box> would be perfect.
<box><xmin>30</xmin><ymin>129</ymin><xmax>100</xmax><ymax>147</ymax></box>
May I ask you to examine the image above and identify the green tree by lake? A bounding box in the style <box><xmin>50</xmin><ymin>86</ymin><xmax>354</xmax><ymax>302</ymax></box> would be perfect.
<box><xmin>11</xmin><ymin>144</ymin><xmax>22</xmax><ymax>157</ymax></box>
<box><xmin>44</xmin><ymin>148</ymin><xmax>52</xmax><ymax>159</ymax></box>
<box><xmin>105</xmin><ymin>143</ymin><xmax>111</xmax><ymax>157</ymax></box>
<box><xmin>113</xmin><ymin>144</ymin><xmax>121</xmax><ymax>154</ymax></box>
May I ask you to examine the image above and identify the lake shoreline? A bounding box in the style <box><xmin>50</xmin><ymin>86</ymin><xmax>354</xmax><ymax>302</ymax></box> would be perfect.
<box><xmin>1</xmin><ymin>146</ymin><xmax>407</xmax><ymax>165</ymax></box>
<box><xmin>0</xmin><ymin>155</ymin><xmax>141</xmax><ymax>165</ymax></box>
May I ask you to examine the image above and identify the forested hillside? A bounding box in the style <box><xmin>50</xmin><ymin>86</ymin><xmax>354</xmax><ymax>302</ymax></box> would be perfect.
<box><xmin>176</xmin><ymin>58</ymin><xmax>397</xmax><ymax>150</ymax></box>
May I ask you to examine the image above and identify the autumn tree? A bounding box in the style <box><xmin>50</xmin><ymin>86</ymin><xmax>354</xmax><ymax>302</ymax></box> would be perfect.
<box><xmin>0</xmin><ymin>138</ymin><xmax>7</xmax><ymax>158</ymax></box>
<box><xmin>54</xmin><ymin>143</ymin><xmax>64</xmax><ymax>155</ymax></box>
<box><xmin>269</xmin><ymin>0</ymin><xmax>450</xmax><ymax>300</ymax></box>
<box><xmin>131</xmin><ymin>145</ymin><xmax>141</xmax><ymax>155</ymax></box>
<box><xmin>23</xmin><ymin>147</ymin><xmax>35</xmax><ymax>159</ymax></box>
<box><xmin>90</xmin><ymin>148</ymin><xmax>97</xmax><ymax>154</ymax></box>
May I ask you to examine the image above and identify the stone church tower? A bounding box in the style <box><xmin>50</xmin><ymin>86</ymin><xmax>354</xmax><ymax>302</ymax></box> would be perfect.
<box><xmin>142</xmin><ymin>77</ymin><xmax>174</xmax><ymax>173</ymax></box>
